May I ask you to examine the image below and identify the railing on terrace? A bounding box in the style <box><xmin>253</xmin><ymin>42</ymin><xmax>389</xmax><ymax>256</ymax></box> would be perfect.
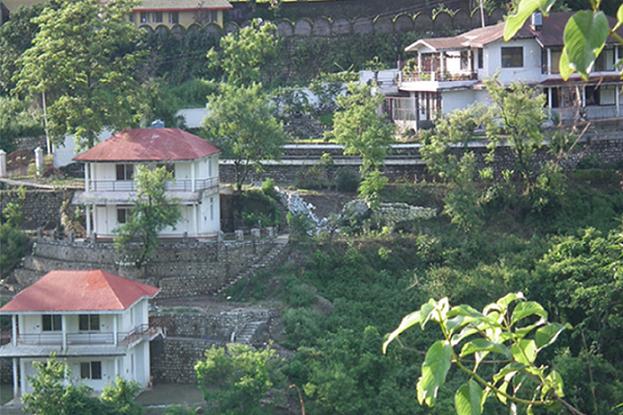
<box><xmin>551</xmin><ymin>105</ymin><xmax>622</xmax><ymax>122</ymax></box>
<box><xmin>6</xmin><ymin>324</ymin><xmax>157</xmax><ymax>347</ymax></box>
<box><xmin>400</xmin><ymin>70</ymin><xmax>477</xmax><ymax>83</ymax></box>
<box><xmin>87</xmin><ymin>177</ymin><xmax>218</xmax><ymax>192</ymax></box>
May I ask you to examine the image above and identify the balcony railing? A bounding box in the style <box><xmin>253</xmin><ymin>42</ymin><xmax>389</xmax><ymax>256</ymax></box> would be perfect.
<box><xmin>551</xmin><ymin>105</ymin><xmax>621</xmax><ymax>122</ymax></box>
<box><xmin>5</xmin><ymin>324</ymin><xmax>159</xmax><ymax>347</ymax></box>
<box><xmin>401</xmin><ymin>70</ymin><xmax>477</xmax><ymax>83</ymax></box>
<box><xmin>87</xmin><ymin>177</ymin><xmax>218</xmax><ymax>192</ymax></box>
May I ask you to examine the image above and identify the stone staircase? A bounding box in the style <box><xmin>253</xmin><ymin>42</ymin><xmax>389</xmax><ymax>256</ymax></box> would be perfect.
<box><xmin>234</xmin><ymin>320</ymin><xmax>267</xmax><ymax>344</ymax></box>
<box><xmin>214</xmin><ymin>234</ymin><xmax>289</xmax><ymax>296</ymax></box>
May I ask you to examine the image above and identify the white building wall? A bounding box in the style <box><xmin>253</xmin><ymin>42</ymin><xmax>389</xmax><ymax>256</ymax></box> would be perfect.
<box><xmin>483</xmin><ymin>39</ymin><xmax>543</xmax><ymax>84</ymax></box>
<box><xmin>21</xmin><ymin>357</ymin><xmax>118</xmax><ymax>393</ymax></box>
<box><xmin>441</xmin><ymin>90</ymin><xmax>477</xmax><ymax>114</ymax></box>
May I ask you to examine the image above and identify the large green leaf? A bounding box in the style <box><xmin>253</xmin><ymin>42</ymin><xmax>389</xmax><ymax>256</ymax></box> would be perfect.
<box><xmin>511</xmin><ymin>339</ymin><xmax>537</xmax><ymax>365</ymax></box>
<box><xmin>542</xmin><ymin>370</ymin><xmax>565</xmax><ymax>399</ymax></box>
<box><xmin>535</xmin><ymin>323</ymin><xmax>568</xmax><ymax>349</ymax></box>
<box><xmin>560</xmin><ymin>11</ymin><xmax>610</xmax><ymax>80</ymax></box>
<box><xmin>510</xmin><ymin>301</ymin><xmax>547</xmax><ymax>326</ymax></box>
<box><xmin>504</xmin><ymin>0</ymin><xmax>555</xmax><ymax>41</ymax></box>
<box><xmin>616</xmin><ymin>4</ymin><xmax>623</xmax><ymax>30</ymax></box>
<box><xmin>460</xmin><ymin>339</ymin><xmax>510</xmax><ymax>358</ymax></box>
<box><xmin>417</xmin><ymin>340</ymin><xmax>453</xmax><ymax>406</ymax></box>
<box><xmin>455</xmin><ymin>380</ymin><xmax>484</xmax><ymax>415</ymax></box>
<box><xmin>382</xmin><ymin>309</ymin><xmax>421</xmax><ymax>354</ymax></box>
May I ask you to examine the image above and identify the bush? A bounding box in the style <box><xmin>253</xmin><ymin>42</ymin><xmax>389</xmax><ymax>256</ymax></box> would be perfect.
<box><xmin>237</xmin><ymin>190</ymin><xmax>281</xmax><ymax>228</ymax></box>
<box><xmin>164</xmin><ymin>405</ymin><xmax>199</xmax><ymax>415</ymax></box>
<box><xmin>282</xmin><ymin>307</ymin><xmax>323</xmax><ymax>348</ymax></box>
<box><xmin>294</xmin><ymin>164</ymin><xmax>331</xmax><ymax>190</ymax></box>
<box><xmin>287</xmin><ymin>212</ymin><xmax>314</xmax><ymax>240</ymax></box>
<box><xmin>261</xmin><ymin>178</ymin><xmax>279</xmax><ymax>200</ymax></box>
<box><xmin>195</xmin><ymin>344</ymin><xmax>284</xmax><ymax>415</ymax></box>
<box><xmin>334</xmin><ymin>168</ymin><xmax>360</xmax><ymax>192</ymax></box>
<box><xmin>0</xmin><ymin>223</ymin><xmax>29</xmax><ymax>277</ymax></box>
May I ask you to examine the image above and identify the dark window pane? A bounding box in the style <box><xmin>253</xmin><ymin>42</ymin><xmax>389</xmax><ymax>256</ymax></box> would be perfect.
<box><xmin>126</xmin><ymin>164</ymin><xmax>134</xmax><ymax>180</ymax></box>
<box><xmin>91</xmin><ymin>362</ymin><xmax>102</xmax><ymax>379</ymax></box>
<box><xmin>90</xmin><ymin>315</ymin><xmax>100</xmax><ymax>331</ymax></box>
<box><xmin>42</xmin><ymin>315</ymin><xmax>51</xmax><ymax>331</ymax></box>
<box><xmin>501</xmin><ymin>47</ymin><xmax>523</xmax><ymax>68</ymax></box>
<box><xmin>116</xmin><ymin>165</ymin><xmax>125</xmax><ymax>180</ymax></box>
<box><xmin>152</xmin><ymin>12</ymin><xmax>162</xmax><ymax>23</ymax></box>
<box><xmin>79</xmin><ymin>315</ymin><xmax>89</xmax><ymax>331</ymax></box>
<box><xmin>117</xmin><ymin>208</ymin><xmax>127</xmax><ymax>224</ymax></box>
<box><xmin>80</xmin><ymin>362</ymin><xmax>90</xmax><ymax>379</ymax></box>
<box><xmin>52</xmin><ymin>315</ymin><xmax>62</xmax><ymax>331</ymax></box>
<box><xmin>477</xmin><ymin>49</ymin><xmax>483</xmax><ymax>69</ymax></box>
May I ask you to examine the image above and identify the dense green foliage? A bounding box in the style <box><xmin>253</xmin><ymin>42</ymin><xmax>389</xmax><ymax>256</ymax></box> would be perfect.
<box><xmin>224</xmin><ymin>167</ymin><xmax>623</xmax><ymax>415</ymax></box>
<box><xmin>194</xmin><ymin>344</ymin><xmax>284</xmax><ymax>414</ymax></box>
<box><xmin>114</xmin><ymin>166</ymin><xmax>181</xmax><ymax>268</ymax></box>
<box><xmin>22</xmin><ymin>358</ymin><xmax>143</xmax><ymax>415</ymax></box>
<box><xmin>0</xmin><ymin>187</ymin><xmax>29</xmax><ymax>277</ymax></box>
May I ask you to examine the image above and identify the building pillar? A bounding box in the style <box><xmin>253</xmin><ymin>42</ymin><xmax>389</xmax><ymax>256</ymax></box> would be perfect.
<box><xmin>114</xmin><ymin>357</ymin><xmax>119</xmax><ymax>379</ymax></box>
<box><xmin>193</xmin><ymin>204</ymin><xmax>199</xmax><ymax>236</ymax></box>
<box><xmin>85</xmin><ymin>205</ymin><xmax>92</xmax><ymax>237</ymax></box>
<box><xmin>12</xmin><ymin>358</ymin><xmax>18</xmax><ymax>398</ymax></box>
<box><xmin>84</xmin><ymin>162</ymin><xmax>90</xmax><ymax>191</ymax></box>
<box><xmin>34</xmin><ymin>147</ymin><xmax>44</xmax><ymax>177</ymax></box>
<box><xmin>417</xmin><ymin>52</ymin><xmax>422</xmax><ymax>76</ymax></box>
<box><xmin>546</xmin><ymin>48</ymin><xmax>552</xmax><ymax>74</ymax></box>
<box><xmin>113</xmin><ymin>315</ymin><xmax>118</xmax><ymax>346</ymax></box>
<box><xmin>0</xmin><ymin>150</ymin><xmax>6</xmax><ymax>178</ymax></box>
<box><xmin>191</xmin><ymin>162</ymin><xmax>196</xmax><ymax>192</ymax></box>
<box><xmin>11</xmin><ymin>315</ymin><xmax>17</xmax><ymax>347</ymax></box>
<box><xmin>439</xmin><ymin>52</ymin><xmax>445</xmax><ymax>80</ymax></box>
<box><xmin>61</xmin><ymin>315</ymin><xmax>67</xmax><ymax>349</ymax></box>
<box><xmin>616</xmin><ymin>85</ymin><xmax>620</xmax><ymax>116</ymax></box>
<box><xmin>19</xmin><ymin>359</ymin><xmax>26</xmax><ymax>395</ymax></box>
<box><xmin>580</xmin><ymin>86</ymin><xmax>586</xmax><ymax>107</ymax></box>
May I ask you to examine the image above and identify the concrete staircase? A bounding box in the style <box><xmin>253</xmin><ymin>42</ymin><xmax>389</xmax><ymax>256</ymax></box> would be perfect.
<box><xmin>214</xmin><ymin>234</ymin><xmax>289</xmax><ymax>296</ymax></box>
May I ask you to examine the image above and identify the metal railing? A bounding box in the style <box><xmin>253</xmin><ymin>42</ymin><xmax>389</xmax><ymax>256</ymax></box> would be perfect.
<box><xmin>9</xmin><ymin>324</ymin><xmax>157</xmax><ymax>347</ymax></box>
<box><xmin>401</xmin><ymin>70</ymin><xmax>477</xmax><ymax>83</ymax></box>
<box><xmin>550</xmin><ymin>105</ymin><xmax>621</xmax><ymax>122</ymax></box>
<box><xmin>87</xmin><ymin>177</ymin><xmax>218</xmax><ymax>192</ymax></box>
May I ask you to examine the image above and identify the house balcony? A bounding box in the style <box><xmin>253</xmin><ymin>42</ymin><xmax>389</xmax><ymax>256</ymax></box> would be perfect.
<box><xmin>550</xmin><ymin>105</ymin><xmax>622</xmax><ymax>122</ymax></box>
<box><xmin>399</xmin><ymin>70</ymin><xmax>478</xmax><ymax>91</ymax></box>
<box><xmin>0</xmin><ymin>324</ymin><xmax>163</xmax><ymax>357</ymax></box>
<box><xmin>86</xmin><ymin>177</ymin><xmax>218</xmax><ymax>193</ymax></box>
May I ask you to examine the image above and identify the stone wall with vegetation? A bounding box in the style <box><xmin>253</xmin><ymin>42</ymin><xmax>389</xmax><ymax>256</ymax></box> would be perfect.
<box><xmin>0</xmin><ymin>188</ymin><xmax>71</xmax><ymax>230</ymax></box>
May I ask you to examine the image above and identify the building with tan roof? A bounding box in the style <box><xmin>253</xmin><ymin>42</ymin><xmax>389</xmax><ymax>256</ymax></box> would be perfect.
<box><xmin>383</xmin><ymin>12</ymin><xmax>623</xmax><ymax>132</ymax></box>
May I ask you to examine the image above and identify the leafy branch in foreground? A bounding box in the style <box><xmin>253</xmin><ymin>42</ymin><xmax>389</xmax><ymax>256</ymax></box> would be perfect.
<box><xmin>383</xmin><ymin>293</ymin><xmax>582</xmax><ymax>415</ymax></box>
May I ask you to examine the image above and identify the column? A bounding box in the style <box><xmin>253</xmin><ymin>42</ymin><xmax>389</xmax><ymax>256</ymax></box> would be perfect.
<box><xmin>191</xmin><ymin>162</ymin><xmax>196</xmax><ymax>192</ymax></box>
<box><xmin>11</xmin><ymin>315</ymin><xmax>17</xmax><ymax>347</ymax></box>
<box><xmin>19</xmin><ymin>359</ymin><xmax>25</xmax><ymax>395</ymax></box>
<box><xmin>411</xmin><ymin>93</ymin><xmax>417</xmax><ymax>123</ymax></box>
<box><xmin>86</xmin><ymin>205</ymin><xmax>92</xmax><ymax>237</ymax></box>
<box><xmin>0</xmin><ymin>150</ymin><xmax>6</xmax><ymax>178</ymax></box>
<box><xmin>417</xmin><ymin>52</ymin><xmax>422</xmax><ymax>76</ymax></box>
<box><xmin>61</xmin><ymin>315</ymin><xmax>67</xmax><ymax>350</ymax></box>
<box><xmin>546</xmin><ymin>48</ymin><xmax>552</xmax><ymax>74</ymax></box>
<box><xmin>193</xmin><ymin>204</ymin><xmax>199</xmax><ymax>236</ymax></box>
<box><xmin>547</xmin><ymin>88</ymin><xmax>553</xmax><ymax>119</ymax></box>
<box><xmin>616</xmin><ymin>85</ymin><xmax>620</xmax><ymax>117</ymax></box>
<box><xmin>84</xmin><ymin>162</ymin><xmax>90</xmax><ymax>191</ymax></box>
<box><xmin>439</xmin><ymin>52</ymin><xmax>445</xmax><ymax>80</ymax></box>
<box><xmin>113</xmin><ymin>315</ymin><xmax>118</xmax><ymax>346</ymax></box>
<box><xmin>580</xmin><ymin>86</ymin><xmax>586</xmax><ymax>107</ymax></box>
<box><xmin>12</xmin><ymin>358</ymin><xmax>18</xmax><ymax>398</ymax></box>
<box><xmin>114</xmin><ymin>357</ymin><xmax>119</xmax><ymax>379</ymax></box>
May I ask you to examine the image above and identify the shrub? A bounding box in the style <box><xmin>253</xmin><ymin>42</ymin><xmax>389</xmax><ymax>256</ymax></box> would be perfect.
<box><xmin>287</xmin><ymin>212</ymin><xmax>314</xmax><ymax>240</ymax></box>
<box><xmin>164</xmin><ymin>405</ymin><xmax>199</xmax><ymax>415</ymax></box>
<box><xmin>0</xmin><ymin>223</ymin><xmax>29</xmax><ymax>277</ymax></box>
<box><xmin>334</xmin><ymin>168</ymin><xmax>360</xmax><ymax>192</ymax></box>
<box><xmin>294</xmin><ymin>164</ymin><xmax>330</xmax><ymax>190</ymax></box>
<box><xmin>282</xmin><ymin>307</ymin><xmax>322</xmax><ymax>348</ymax></box>
<box><xmin>260</xmin><ymin>178</ymin><xmax>279</xmax><ymax>200</ymax></box>
<box><xmin>237</xmin><ymin>190</ymin><xmax>281</xmax><ymax>228</ymax></box>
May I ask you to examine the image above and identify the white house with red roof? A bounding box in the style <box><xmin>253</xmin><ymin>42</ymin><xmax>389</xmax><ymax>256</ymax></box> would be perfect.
<box><xmin>72</xmin><ymin>128</ymin><xmax>221</xmax><ymax>239</ymax></box>
<box><xmin>0</xmin><ymin>269</ymin><xmax>162</xmax><ymax>398</ymax></box>
<box><xmin>384</xmin><ymin>12</ymin><xmax>623</xmax><ymax>131</ymax></box>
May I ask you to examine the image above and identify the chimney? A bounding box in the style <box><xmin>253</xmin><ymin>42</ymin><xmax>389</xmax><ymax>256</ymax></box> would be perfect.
<box><xmin>531</xmin><ymin>12</ymin><xmax>543</xmax><ymax>31</ymax></box>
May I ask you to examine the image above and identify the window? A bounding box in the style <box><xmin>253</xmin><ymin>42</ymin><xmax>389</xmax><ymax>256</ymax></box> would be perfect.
<box><xmin>501</xmin><ymin>47</ymin><xmax>523</xmax><ymax>68</ymax></box>
<box><xmin>585</xmin><ymin>86</ymin><xmax>600</xmax><ymax>106</ymax></box>
<box><xmin>140</xmin><ymin>12</ymin><xmax>149</xmax><ymax>23</ymax></box>
<box><xmin>42</xmin><ymin>315</ymin><xmax>62</xmax><ymax>331</ymax></box>
<box><xmin>117</xmin><ymin>207</ymin><xmax>130</xmax><ymax>224</ymax></box>
<box><xmin>169</xmin><ymin>11</ymin><xmax>179</xmax><ymax>24</ymax></box>
<box><xmin>460</xmin><ymin>50</ymin><xmax>470</xmax><ymax>71</ymax></box>
<box><xmin>116</xmin><ymin>164</ymin><xmax>134</xmax><ymax>181</ymax></box>
<box><xmin>128</xmin><ymin>13</ymin><xmax>135</xmax><ymax>23</ymax></box>
<box><xmin>79</xmin><ymin>314</ymin><xmax>100</xmax><ymax>331</ymax></box>
<box><xmin>152</xmin><ymin>11</ymin><xmax>163</xmax><ymax>23</ymax></box>
<box><xmin>594</xmin><ymin>47</ymin><xmax>615</xmax><ymax>72</ymax></box>
<box><xmin>208</xmin><ymin>11</ymin><xmax>218</xmax><ymax>22</ymax></box>
<box><xmin>477</xmin><ymin>48</ymin><xmax>483</xmax><ymax>69</ymax></box>
<box><xmin>80</xmin><ymin>361</ymin><xmax>102</xmax><ymax>380</ymax></box>
<box><xmin>155</xmin><ymin>163</ymin><xmax>175</xmax><ymax>175</ymax></box>
<box><xmin>550</xmin><ymin>49</ymin><xmax>562</xmax><ymax>74</ymax></box>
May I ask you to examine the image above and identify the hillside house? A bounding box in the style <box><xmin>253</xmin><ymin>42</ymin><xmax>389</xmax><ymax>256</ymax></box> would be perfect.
<box><xmin>0</xmin><ymin>0</ymin><xmax>232</xmax><ymax>28</ymax></box>
<box><xmin>385</xmin><ymin>12</ymin><xmax>623</xmax><ymax>132</ymax></box>
<box><xmin>0</xmin><ymin>270</ymin><xmax>161</xmax><ymax>397</ymax></box>
<box><xmin>73</xmin><ymin>128</ymin><xmax>221</xmax><ymax>239</ymax></box>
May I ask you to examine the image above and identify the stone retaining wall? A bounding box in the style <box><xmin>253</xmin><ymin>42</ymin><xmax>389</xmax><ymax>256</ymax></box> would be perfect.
<box><xmin>150</xmin><ymin>337</ymin><xmax>212</xmax><ymax>384</ymax></box>
<box><xmin>0</xmin><ymin>189</ymin><xmax>71</xmax><ymax>230</ymax></box>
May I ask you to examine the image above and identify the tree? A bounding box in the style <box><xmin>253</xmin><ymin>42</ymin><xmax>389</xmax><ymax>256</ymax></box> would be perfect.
<box><xmin>203</xmin><ymin>82</ymin><xmax>286</xmax><ymax>192</ymax></box>
<box><xmin>15</xmin><ymin>0</ymin><xmax>146</xmax><ymax>150</ymax></box>
<box><xmin>505</xmin><ymin>1</ymin><xmax>623</xmax><ymax>80</ymax></box>
<box><xmin>383</xmin><ymin>293</ymin><xmax>584</xmax><ymax>415</ymax></box>
<box><xmin>22</xmin><ymin>357</ymin><xmax>104</xmax><ymax>415</ymax></box>
<box><xmin>194</xmin><ymin>344</ymin><xmax>284</xmax><ymax>414</ymax></box>
<box><xmin>0</xmin><ymin>186</ymin><xmax>30</xmax><ymax>277</ymax></box>
<box><xmin>206</xmin><ymin>19</ymin><xmax>278</xmax><ymax>87</ymax></box>
<box><xmin>0</xmin><ymin>96</ymin><xmax>43</xmax><ymax>153</ymax></box>
<box><xmin>114</xmin><ymin>166</ymin><xmax>181</xmax><ymax>268</ymax></box>
<box><xmin>331</xmin><ymin>82</ymin><xmax>394</xmax><ymax>204</ymax></box>
<box><xmin>100</xmin><ymin>377</ymin><xmax>144</xmax><ymax>415</ymax></box>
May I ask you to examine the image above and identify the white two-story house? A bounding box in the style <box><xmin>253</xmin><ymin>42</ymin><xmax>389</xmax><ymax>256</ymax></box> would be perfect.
<box><xmin>0</xmin><ymin>269</ymin><xmax>162</xmax><ymax>398</ymax></box>
<box><xmin>73</xmin><ymin>128</ymin><xmax>221</xmax><ymax>239</ymax></box>
<box><xmin>386</xmin><ymin>12</ymin><xmax>623</xmax><ymax>132</ymax></box>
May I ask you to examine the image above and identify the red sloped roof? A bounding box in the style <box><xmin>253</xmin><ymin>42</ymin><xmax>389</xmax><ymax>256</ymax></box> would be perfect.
<box><xmin>0</xmin><ymin>270</ymin><xmax>160</xmax><ymax>313</ymax></box>
<box><xmin>74</xmin><ymin>128</ymin><xmax>220</xmax><ymax>162</ymax></box>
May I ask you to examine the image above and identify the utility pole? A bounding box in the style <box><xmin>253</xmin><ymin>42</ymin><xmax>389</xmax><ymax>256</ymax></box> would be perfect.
<box><xmin>479</xmin><ymin>0</ymin><xmax>486</xmax><ymax>27</ymax></box>
<box><xmin>42</xmin><ymin>91</ymin><xmax>51</xmax><ymax>154</ymax></box>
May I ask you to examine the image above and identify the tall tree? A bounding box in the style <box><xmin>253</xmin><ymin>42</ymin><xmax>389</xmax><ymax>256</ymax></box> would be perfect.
<box><xmin>331</xmin><ymin>82</ymin><xmax>394</xmax><ymax>205</ymax></box>
<box><xmin>114</xmin><ymin>166</ymin><xmax>181</xmax><ymax>268</ymax></box>
<box><xmin>206</xmin><ymin>19</ymin><xmax>278</xmax><ymax>87</ymax></box>
<box><xmin>203</xmin><ymin>82</ymin><xmax>286</xmax><ymax>192</ymax></box>
<box><xmin>15</xmin><ymin>0</ymin><xmax>146</xmax><ymax>150</ymax></box>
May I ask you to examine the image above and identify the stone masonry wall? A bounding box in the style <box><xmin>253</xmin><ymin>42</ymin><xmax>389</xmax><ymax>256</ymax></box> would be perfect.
<box><xmin>0</xmin><ymin>189</ymin><xmax>71</xmax><ymax>230</ymax></box>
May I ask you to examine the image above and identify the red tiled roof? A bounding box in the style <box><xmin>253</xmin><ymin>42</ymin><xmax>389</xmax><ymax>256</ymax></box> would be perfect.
<box><xmin>74</xmin><ymin>128</ymin><xmax>220</xmax><ymax>162</ymax></box>
<box><xmin>0</xmin><ymin>270</ymin><xmax>160</xmax><ymax>312</ymax></box>
<box><xmin>406</xmin><ymin>12</ymin><xmax>623</xmax><ymax>51</ymax></box>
